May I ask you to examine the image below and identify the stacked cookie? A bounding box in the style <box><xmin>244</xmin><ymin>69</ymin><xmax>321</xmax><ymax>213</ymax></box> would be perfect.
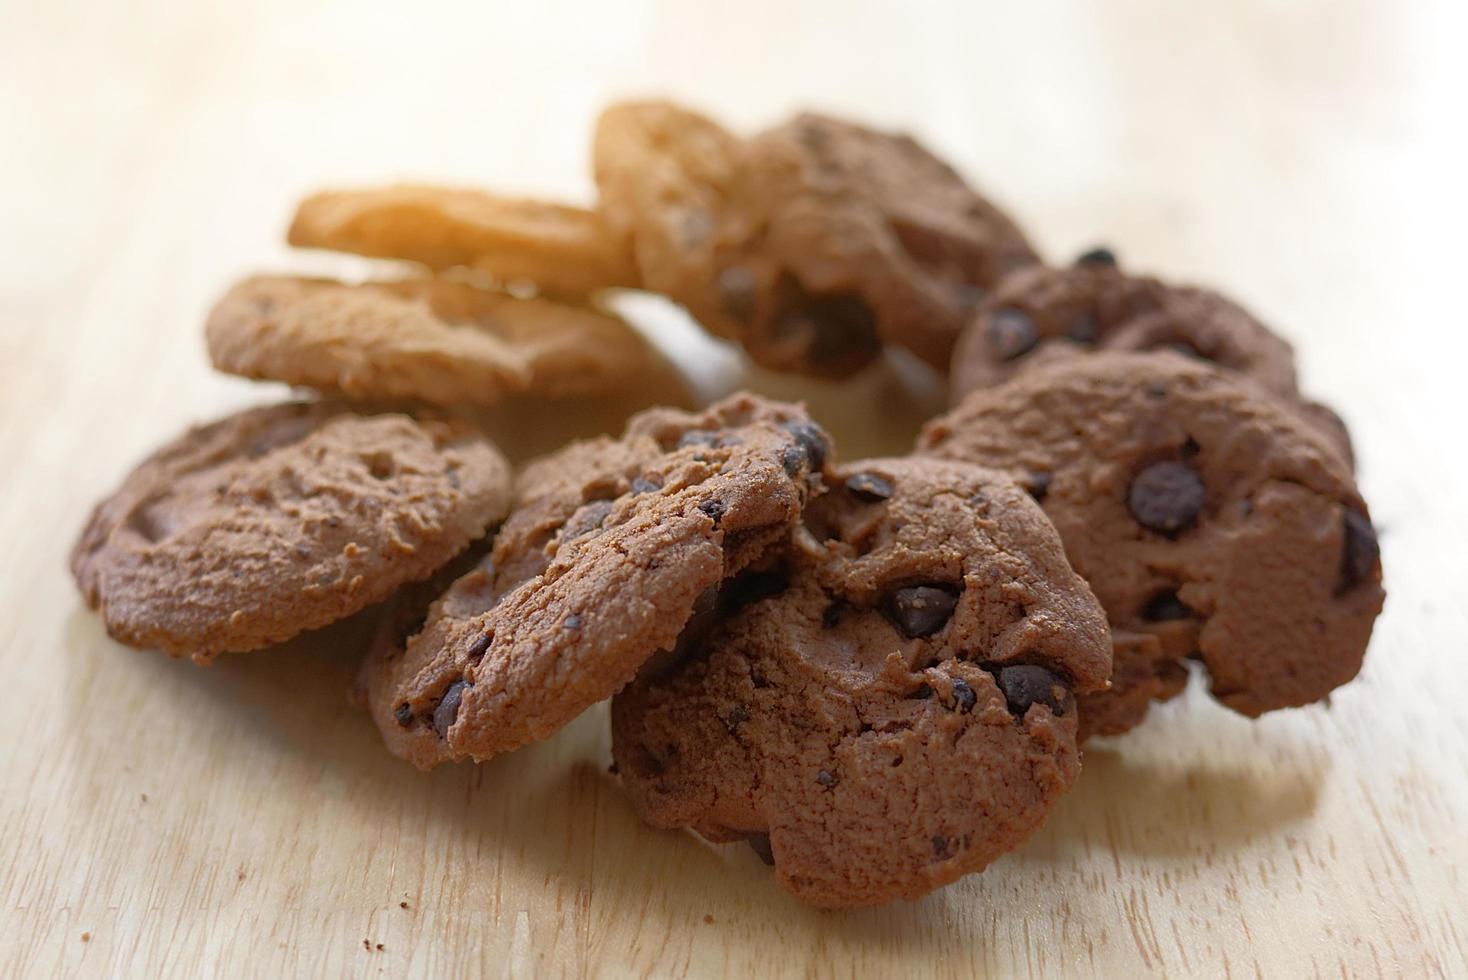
<box><xmin>71</xmin><ymin>99</ymin><xmax>1384</xmax><ymax>909</ymax></box>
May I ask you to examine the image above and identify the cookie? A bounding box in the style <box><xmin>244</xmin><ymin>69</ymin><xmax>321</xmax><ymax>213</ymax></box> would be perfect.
<box><xmin>593</xmin><ymin>100</ymin><xmax>744</xmax><ymax>315</ymax></box>
<box><xmin>358</xmin><ymin>393</ymin><xmax>832</xmax><ymax>768</ymax></box>
<box><xmin>71</xmin><ymin>402</ymin><xmax>513</xmax><ymax>662</ymax></box>
<box><xmin>611</xmin><ymin>457</ymin><xmax>1112</xmax><ymax>908</ymax></box>
<box><xmin>206</xmin><ymin>275</ymin><xmax>667</xmax><ymax>407</ymax></box>
<box><xmin>688</xmin><ymin>113</ymin><xmax>1038</xmax><ymax>377</ymax></box>
<box><xmin>288</xmin><ymin>185</ymin><xmax>637</xmax><ymax>298</ymax></box>
<box><xmin>949</xmin><ymin>260</ymin><xmax>1300</xmax><ymax>402</ymax></box>
<box><xmin>919</xmin><ymin>351</ymin><xmax>1384</xmax><ymax>737</ymax></box>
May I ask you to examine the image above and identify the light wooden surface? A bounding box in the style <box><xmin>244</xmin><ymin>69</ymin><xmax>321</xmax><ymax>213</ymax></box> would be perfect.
<box><xmin>4</xmin><ymin>1</ymin><xmax>1466</xmax><ymax>977</ymax></box>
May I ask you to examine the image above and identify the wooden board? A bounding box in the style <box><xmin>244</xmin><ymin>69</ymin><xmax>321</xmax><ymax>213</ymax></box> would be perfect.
<box><xmin>3</xmin><ymin>1</ymin><xmax>1466</xmax><ymax>976</ymax></box>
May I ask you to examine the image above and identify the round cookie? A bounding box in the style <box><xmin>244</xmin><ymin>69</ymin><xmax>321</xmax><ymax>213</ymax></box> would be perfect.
<box><xmin>71</xmin><ymin>402</ymin><xmax>513</xmax><ymax>662</ymax></box>
<box><xmin>288</xmin><ymin>185</ymin><xmax>637</xmax><ymax>299</ymax></box>
<box><xmin>949</xmin><ymin>260</ymin><xmax>1301</xmax><ymax>402</ymax></box>
<box><xmin>611</xmin><ymin>458</ymin><xmax>1112</xmax><ymax>908</ymax></box>
<box><xmin>919</xmin><ymin>351</ymin><xmax>1384</xmax><ymax>738</ymax></box>
<box><xmin>359</xmin><ymin>393</ymin><xmax>833</xmax><ymax>769</ymax></box>
<box><xmin>206</xmin><ymin>275</ymin><xmax>667</xmax><ymax>407</ymax></box>
<box><xmin>679</xmin><ymin>113</ymin><xmax>1038</xmax><ymax>378</ymax></box>
<box><xmin>593</xmin><ymin>100</ymin><xmax>744</xmax><ymax>314</ymax></box>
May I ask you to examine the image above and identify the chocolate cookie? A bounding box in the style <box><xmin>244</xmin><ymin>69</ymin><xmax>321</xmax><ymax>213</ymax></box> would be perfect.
<box><xmin>288</xmin><ymin>185</ymin><xmax>637</xmax><ymax>298</ymax></box>
<box><xmin>71</xmin><ymin>402</ymin><xmax>513</xmax><ymax>662</ymax></box>
<box><xmin>673</xmin><ymin>112</ymin><xmax>1037</xmax><ymax>378</ymax></box>
<box><xmin>919</xmin><ymin>352</ymin><xmax>1384</xmax><ymax>738</ymax></box>
<box><xmin>611</xmin><ymin>458</ymin><xmax>1111</xmax><ymax>908</ymax></box>
<box><xmin>359</xmin><ymin>393</ymin><xmax>832</xmax><ymax>768</ymax></box>
<box><xmin>593</xmin><ymin>100</ymin><xmax>744</xmax><ymax>315</ymax></box>
<box><xmin>206</xmin><ymin>275</ymin><xmax>666</xmax><ymax>407</ymax></box>
<box><xmin>949</xmin><ymin>261</ymin><xmax>1301</xmax><ymax>402</ymax></box>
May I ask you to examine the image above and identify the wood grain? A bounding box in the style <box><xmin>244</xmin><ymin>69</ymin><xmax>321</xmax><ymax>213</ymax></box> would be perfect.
<box><xmin>3</xmin><ymin>1</ymin><xmax>1466</xmax><ymax>976</ymax></box>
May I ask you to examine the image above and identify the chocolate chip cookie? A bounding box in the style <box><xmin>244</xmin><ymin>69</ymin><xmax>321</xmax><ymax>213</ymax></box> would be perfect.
<box><xmin>288</xmin><ymin>185</ymin><xmax>637</xmax><ymax>298</ymax></box>
<box><xmin>920</xmin><ymin>351</ymin><xmax>1384</xmax><ymax>738</ymax></box>
<box><xmin>611</xmin><ymin>457</ymin><xmax>1112</xmax><ymax>908</ymax></box>
<box><xmin>206</xmin><ymin>275</ymin><xmax>666</xmax><ymax>407</ymax></box>
<box><xmin>949</xmin><ymin>260</ymin><xmax>1300</xmax><ymax>401</ymax></box>
<box><xmin>71</xmin><ymin>402</ymin><xmax>513</xmax><ymax>662</ymax></box>
<box><xmin>359</xmin><ymin>393</ymin><xmax>832</xmax><ymax>768</ymax></box>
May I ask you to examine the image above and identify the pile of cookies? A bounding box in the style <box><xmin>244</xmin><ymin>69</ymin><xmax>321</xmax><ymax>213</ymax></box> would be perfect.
<box><xmin>71</xmin><ymin>100</ymin><xmax>1384</xmax><ymax>909</ymax></box>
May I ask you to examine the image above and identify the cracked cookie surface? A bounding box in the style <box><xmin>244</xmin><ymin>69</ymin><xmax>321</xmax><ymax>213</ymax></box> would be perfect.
<box><xmin>920</xmin><ymin>351</ymin><xmax>1384</xmax><ymax>737</ymax></box>
<box><xmin>611</xmin><ymin>457</ymin><xmax>1110</xmax><ymax>908</ymax></box>
<box><xmin>71</xmin><ymin>402</ymin><xmax>512</xmax><ymax>661</ymax></box>
<box><xmin>206</xmin><ymin>275</ymin><xmax>665</xmax><ymax>407</ymax></box>
<box><xmin>359</xmin><ymin>393</ymin><xmax>832</xmax><ymax>768</ymax></box>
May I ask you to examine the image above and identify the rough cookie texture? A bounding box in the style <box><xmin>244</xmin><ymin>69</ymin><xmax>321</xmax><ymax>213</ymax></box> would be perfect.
<box><xmin>611</xmin><ymin>458</ymin><xmax>1112</xmax><ymax>908</ymax></box>
<box><xmin>71</xmin><ymin>403</ymin><xmax>513</xmax><ymax>662</ymax></box>
<box><xmin>288</xmin><ymin>185</ymin><xmax>637</xmax><ymax>298</ymax></box>
<box><xmin>919</xmin><ymin>352</ymin><xmax>1384</xmax><ymax>738</ymax></box>
<box><xmin>359</xmin><ymin>393</ymin><xmax>833</xmax><ymax>768</ymax></box>
<box><xmin>206</xmin><ymin>275</ymin><xmax>663</xmax><ymax>407</ymax></box>
<box><xmin>593</xmin><ymin>100</ymin><xmax>744</xmax><ymax>316</ymax></box>
<box><xmin>693</xmin><ymin>113</ymin><xmax>1039</xmax><ymax>377</ymax></box>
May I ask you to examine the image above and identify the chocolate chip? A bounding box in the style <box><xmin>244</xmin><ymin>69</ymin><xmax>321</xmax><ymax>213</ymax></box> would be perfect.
<box><xmin>780</xmin><ymin>421</ymin><xmax>829</xmax><ymax>473</ymax></box>
<box><xmin>718</xmin><ymin>266</ymin><xmax>758</xmax><ymax>322</ymax></box>
<box><xmin>888</xmin><ymin>585</ymin><xmax>960</xmax><ymax>637</ymax></box>
<box><xmin>816</xmin><ymin>769</ymin><xmax>838</xmax><ymax>788</ymax></box>
<box><xmin>1128</xmin><ymin>461</ymin><xmax>1205</xmax><ymax>533</ymax></box>
<box><xmin>464</xmin><ymin>633</ymin><xmax>492</xmax><ymax>663</ymax></box>
<box><xmin>1075</xmin><ymin>246</ymin><xmax>1118</xmax><ymax>267</ymax></box>
<box><xmin>846</xmin><ymin>472</ymin><xmax>894</xmax><ymax>502</ymax></box>
<box><xmin>1025</xmin><ymin>471</ymin><xmax>1052</xmax><ymax>502</ymax></box>
<box><xmin>747</xmin><ymin>834</ymin><xmax>775</xmax><ymax>866</ymax></box>
<box><xmin>1142</xmin><ymin>590</ymin><xmax>1193</xmax><ymax>621</ymax></box>
<box><xmin>725</xmin><ymin>706</ymin><xmax>749</xmax><ymax>731</ymax></box>
<box><xmin>393</xmin><ymin>703</ymin><xmax>414</xmax><ymax>728</ymax></box>
<box><xmin>773</xmin><ymin>293</ymin><xmax>881</xmax><ymax>370</ymax></box>
<box><xmin>432</xmin><ymin>679</ymin><xmax>469</xmax><ymax>736</ymax></box>
<box><xmin>1066</xmin><ymin>311</ymin><xmax>1099</xmax><ymax>344</ymax></box>
<box><xmin>630</xmin><ymin>476</ymin><xmax>660</xmax><ymax>495</ymax></box>
<box><xmin>932</xmin><ymin>835</ymin><xmax>952</xmax><ymax>857</ymax></box>
<box><xmin>988</xmin><ymin>309</ymin><xmax>1038</xmax><ymax>360</ymax></box>
<box><xmin>996</xmin><ymin>665</ymin><xmax>1070</xmax><ymax>716</ymax></box>
<box><xmin>1340</xmin><ymin>510</ymin><xmax>1380</xmax><ymax>592</ymax></box>
<box><xmin>782</xmin><ymin>445</ymin><xmax>807</xmax><ymax>476</ymax></box>
<box><xmin>697</xmin><ymin>499</ymin><xmax>726</xmax><ymax>526</ymax></box>
<box><xmin>563</xmin><ymin>613</ymin><xmax>583</xmax><ymax>630</ymax></box>
<box><xmin>565</xmin><ymin>499</ymin><xmax>614</xmax><ymax>539</ymax></box>
<box><xmin>951</xmin><ymin>677</ymin><xmax>976</xmax><ymax>712</ymax></box>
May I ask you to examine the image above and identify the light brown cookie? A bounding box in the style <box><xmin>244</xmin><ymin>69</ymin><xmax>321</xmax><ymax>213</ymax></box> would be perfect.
<box><xmin>919</xmin><ymin>351</ymin><xmax>1384</xmax><ymax>738</ymax></box>
<box><xmin>359</xmin><ymin>393</ymin><xmax>832</xmax><ymax>769</ymax></box>
<box><xmin>593</xmin><ymin>100</ymin><xmax>743</xmax><ymax>314</ymax></box>
<box><xmin>691</xmin><ymin>113</ymin><xmax>1039</xmax><ymax>377</ymax></box>
<box><xmin>205</xmin><ymin>275</ymin><xmax>668</xmax><ymax>407</ymax></box>
<box><xmin>288</xmin><ymin>185</ymin><xmax>637</xmax><ymax>298</ymax></box>
<box><xmin>71</xmin><ymin>402</ymin><xmax>512</xmax><ymax>662</ymax></box>
<box><xmin>612</xmin><ymin>457</ymin><xmax>1111</xmax><ymax>908</ymax></box>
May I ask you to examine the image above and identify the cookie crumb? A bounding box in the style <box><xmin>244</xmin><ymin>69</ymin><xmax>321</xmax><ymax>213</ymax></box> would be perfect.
<box><xmin>703</xmin><ymin>914</ymin><xmax>715</xmax><ymax>925</ymax></box>
<box><xmin>362</xmin><ymin>940</ymin><xmax>371</xmax><ymax>951</ymax></box>
<box><xmin>376</xmin><ymin>944</ymin><xmax>385</xmax><ymax>951</ymax></box>
<box><xmin>81</xmin><ymin>932</ymin><xmax>91</xmax><ymax>943</ymax></box>
<box><xmin>399</xmin><ymin>901</ymin><xmax>409</xmax><ymax>910</ymax></box>
<box><xmin>140</xmin><ymin>793</ymin><xmax>148</xmax><ymax>803</ymax></box>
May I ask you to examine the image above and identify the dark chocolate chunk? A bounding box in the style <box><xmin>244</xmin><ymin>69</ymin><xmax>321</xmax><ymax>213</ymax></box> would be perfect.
<box><xmin>951</xmin><ymin>676</ymin><xmax>976</xmax><ymax>712</ymax></box>
<box><xmin>932</xmin><ymin>835</ymin><xmax>952</xmax><ymax>857</ymax></box>
<box><xmin>846</xmin><ymin>472</ymin><xmax>894</xmax><ymax>502</ymax></box>
<box><xmin>816</xmin><ymin>769</ymin><xmax>838</xmax><ymax>788</ymax></box>
<box><xmin>996</xmin><ymin>665</ymin><xmax>1069</xmax><ymax>716</ymax></box>
<box><xmin>432</xmin><ymin>679</ymin><xmax>470</xmax><ymax>736</ymax></box>
<box><xmin>464</xmin><ymin>633</ymin><xmax>493</xmax><ymax>663</ymax></box>
<box><xmin>393</xmin><ymin>703</ymin><xmax>414</xmax><ymax>728</ymax></box>
<box><xmin>1340</xmin><ymin>510</ymin><xmax>1380</xmax><ymax>591</ymax></box>
<box><xmin>988</xmin><ymin>308</ymin><xmax>1039</xmax><ymax>361</ymax></box>
<box><xmin>1075</xmin><ymin>245</ymin><xmax>1118</xmax><ymax>267</ymax></box>
<box><xmin>630</xmin><ymin>476</ymin><xmax>660</xmax><ymax>495</ymax></box>
<box><xmin>780</xmin><ymin>420</ymin><xmax>829</xmax><ymax>473</ymax></box>
<box><xmin>888</xmin><ymin>585</ymin><xmax>960</xmax><ymax>637</ymax></box>
<box><xmin>1142</xmin><ymin>590</ymin><xmax>1193</xmax><ymax>621</ymax></box>
<box><xmin>697</xmin><ymin>499</ymin><xmax>726</xmax><ymax>526</ymax></box>
<box><xmin>563</xmin><ymin>613</ymin><xmax>583</xmax><ymax>630</ymax></box>
<box><xmin>1025</xmin><ymin>471</ymin><xmax>1052</xmax><ymax>502</ymax></box>
<box><xmin>1128</xmin><ymin>461</ymin><xmax>1205</xmax><ymax>533</ymax></box>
